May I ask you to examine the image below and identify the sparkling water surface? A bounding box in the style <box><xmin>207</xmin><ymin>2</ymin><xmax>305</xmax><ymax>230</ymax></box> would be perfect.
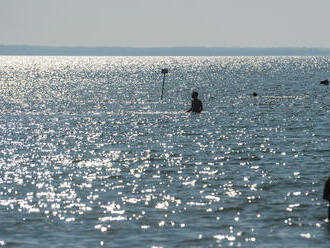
<box><xmin>0</xmin><ymin>56</ymin><xmax>329</xmax><ymax>247</ymax></box>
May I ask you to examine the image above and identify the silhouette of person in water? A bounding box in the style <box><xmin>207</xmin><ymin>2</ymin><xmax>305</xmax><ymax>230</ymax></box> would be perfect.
<box><xmin>323</xmin><ymin>176</ymin><xmax>330</xmax><ymax>220</ymax></box>
<box><xmin>187</xmin><ymin>91</ymin><xmax>203</xmax><ymax>113</ymax></box>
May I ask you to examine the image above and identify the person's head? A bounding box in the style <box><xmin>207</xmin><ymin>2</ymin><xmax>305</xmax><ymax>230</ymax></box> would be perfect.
<box><xmin>252</xmin><ymin>92</ymin><xmax>258</xmax><ymax>97</ymax></box>
<box><xmin>192</xmin><ymin>91</ymin><xmax>198</xmax><ymax>99</ymax></box>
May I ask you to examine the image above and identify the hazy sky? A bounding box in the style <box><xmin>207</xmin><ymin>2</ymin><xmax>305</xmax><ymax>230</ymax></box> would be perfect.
<box><xmin>1</xmin><ymin>0</ymin><xmax>330</xmax><ymax>48</ymax></box>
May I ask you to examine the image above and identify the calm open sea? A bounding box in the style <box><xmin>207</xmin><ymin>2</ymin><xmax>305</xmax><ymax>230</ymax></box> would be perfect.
<box><xmin>0</xmin><ymin>56</ymin><xmax>329</xmax><ymax>247</ymax></box>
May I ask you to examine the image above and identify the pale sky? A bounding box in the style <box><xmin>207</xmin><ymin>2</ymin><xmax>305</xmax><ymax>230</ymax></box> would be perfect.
<box><xmin>1</xmin><ymin>0</ymin><xmax>330</xmax><ymax>48</ymax></box>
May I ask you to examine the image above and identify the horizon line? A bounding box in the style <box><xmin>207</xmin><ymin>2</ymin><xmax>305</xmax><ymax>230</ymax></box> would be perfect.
<box><xmin>1</xmin><ymin>45</ymin><xmax>330</xmax><ymax>56</ymax></box>
<box><xmin>1</xmin><ymin>44</ymin><xmax>330</xmax><ymax>49</ymax></box>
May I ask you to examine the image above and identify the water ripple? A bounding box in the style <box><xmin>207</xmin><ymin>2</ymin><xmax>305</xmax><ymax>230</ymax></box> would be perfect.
<box><xmin>0</xmin><ymin>56</ymin><xmax>329</xmax><ymax>247</ymax></box>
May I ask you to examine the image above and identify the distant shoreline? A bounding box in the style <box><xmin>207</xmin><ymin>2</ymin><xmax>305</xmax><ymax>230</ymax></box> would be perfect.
<box><xmin>1</xmin><ymin>45</ymin><xmax>330</xmax><ymax>56</ymax></box>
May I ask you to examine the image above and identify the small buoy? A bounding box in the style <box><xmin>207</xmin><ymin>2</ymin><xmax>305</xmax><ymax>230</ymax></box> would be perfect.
<box><xmin>252</xmin><ymin>92</ymin><xmax>258</xmax><ymax>97</ymax></box>
<box><xmin>320</xmin><ymin>79</ymin><xmax>329</xmax><ymax>85</ymax></box>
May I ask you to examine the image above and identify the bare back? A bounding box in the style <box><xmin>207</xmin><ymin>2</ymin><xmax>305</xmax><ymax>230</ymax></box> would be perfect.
<box><xmin>191</xmin><ymin>98</ymin><xmax>203</xmax><ymax>113</ymax></box>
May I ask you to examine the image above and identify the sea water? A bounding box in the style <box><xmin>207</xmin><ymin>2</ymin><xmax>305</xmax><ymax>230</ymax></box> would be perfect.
<box><xmin>0</xmin><ymin>56</ymin><xmax>329</xmax><ymax>247</ymax></box>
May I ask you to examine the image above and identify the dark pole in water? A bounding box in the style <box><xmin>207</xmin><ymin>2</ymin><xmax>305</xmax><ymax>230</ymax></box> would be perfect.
<box><xmin>160</xmin><ymin>68</ymin><xmax>168</xmax><ymax>100</ymax></box>
<box><xmin>328</xmin><ymin>201</ymin><xmax>330</xmax><ymax>223</ymax></box>
<box><xmin>324</xmin><ymin>176</ymin><xmax>330</xmax><ymax>221</ymax></box>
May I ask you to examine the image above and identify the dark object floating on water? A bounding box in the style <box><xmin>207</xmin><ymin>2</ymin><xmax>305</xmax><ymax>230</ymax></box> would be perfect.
<box><xmin>324</xmin><ymin>176</ymin><xmax>330</xmax><ymax>201</ymax></box>
<box><xmin>324</xmin><ymin>176</ymin><xmax>330</xmax><ymax>220</ymax></box>
<box><xmin>320</xmin><ymin>79</ymin><xmax>329</xmax><ymax>85</ymax></box>
<box><xmin>252</xmin><ymin>92</ymin><xmax>258</xmax><ymax>97</ymax></box>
